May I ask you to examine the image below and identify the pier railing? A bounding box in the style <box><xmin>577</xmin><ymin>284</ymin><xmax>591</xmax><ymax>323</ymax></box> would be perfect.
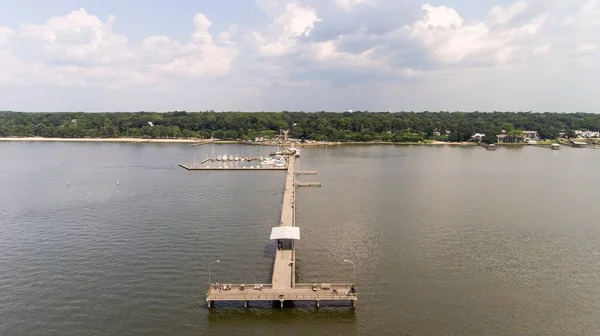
<box><xmin>207</xmin><ymin>293</ymin><xmax>357</xmax><ymax>301</ymax></box>
<box><xmin>210</xmin><ymin>283</ymin><xmax>273</xmax><ymax>291</ymax></box>
<box><xmin>294</xmin><ymin>283</ymin><xmax>354</xmax><ymax>290</ymax></box>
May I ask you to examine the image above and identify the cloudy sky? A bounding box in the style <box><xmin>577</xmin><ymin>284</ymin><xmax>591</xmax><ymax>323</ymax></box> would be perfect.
<box><xmin>0</xmin><ymin>0</ymin><xmax>598</xmax><ymax>112</ymax></box>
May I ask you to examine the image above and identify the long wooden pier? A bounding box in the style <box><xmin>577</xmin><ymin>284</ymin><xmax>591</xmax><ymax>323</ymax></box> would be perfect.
<box><xmin>271</xmin><ymin>154</ymin><xmax>297</xmax><ymax>289</ymax></box>
<box><xmin>204</xmin><ymin>154</ymin><xmax>357</xmax><ymax>308</ymax></box>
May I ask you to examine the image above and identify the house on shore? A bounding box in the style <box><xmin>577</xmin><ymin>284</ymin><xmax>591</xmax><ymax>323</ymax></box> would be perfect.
<box><xmin>496</xmin><ymin>130</ymin><xmax>539</xmax><ymax>143</ymax></box>
<box><xmin>522</xmin><ymin>131</ymin><xmax>539</xmax><ymax>140</ymax></box>
<box><xmin>496</xmin><ymin>134</ymin><xmax>522</xmax><ymax>143</ymax></box>
<box><xmin>471</xmin><ymin>133</ymin><xmax>485</xmax><ymax>142</ymax></box>
<box><xmin>574</xmin><ymin>130</ymin><xmax>600</xmax><ymax>138</ymax></box>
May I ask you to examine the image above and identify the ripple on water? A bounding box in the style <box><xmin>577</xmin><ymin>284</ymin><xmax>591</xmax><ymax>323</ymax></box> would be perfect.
<box><xmin>2</xmin><ymin>144</ymin><xmax>600</xmax><ymax>335</ymax></box>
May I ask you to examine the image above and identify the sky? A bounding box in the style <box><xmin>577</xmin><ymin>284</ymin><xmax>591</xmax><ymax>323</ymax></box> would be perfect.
<box><xmin>0</xmin><ymin>0</ymin><xmax>598</xmax><ymax>112</ymax></box>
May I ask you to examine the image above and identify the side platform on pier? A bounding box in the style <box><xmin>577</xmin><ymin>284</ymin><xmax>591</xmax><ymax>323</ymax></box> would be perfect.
<box><xmin>206</xmin><ymin>283</ymin><xmax>356</xmax><ymax>308</ymax></box>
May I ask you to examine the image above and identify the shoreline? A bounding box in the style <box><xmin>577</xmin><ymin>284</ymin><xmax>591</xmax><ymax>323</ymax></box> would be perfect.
<box><xmin>3</xmin><ymin>137</ymin><xmax>588</xmax><ymax>147</ymax></box>
<box><xmin>0</xmin><ymin>137</ymin><xmax>213</xmax><ymax>144</ymax></box>
<box><xmin>0</xmin><ymin>137</ymin><xmax>478</xmax><ymax>146</ymax></box>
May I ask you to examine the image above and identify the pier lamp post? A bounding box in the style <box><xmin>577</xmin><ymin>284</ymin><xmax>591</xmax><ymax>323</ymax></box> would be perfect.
<box><xmin>209</xmin><ymin>260</ymin><xmax>220</xmax><ymax>287</ymax></box>
<box><xmin>344</xmin><ymin>260</ymin><xmax>356</xmax><ymax>287</ymax></box>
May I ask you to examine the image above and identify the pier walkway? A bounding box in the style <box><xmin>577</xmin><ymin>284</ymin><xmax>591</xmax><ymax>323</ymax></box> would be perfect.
<box><xmin>203</xmin><ymin>154</ymin><xmax>357</xmax><ymax>308</ymax></box>
<box><xmin>271</xmin><ymin>155</ymin><xmax>297</xmax><ymax>289</ymax></box>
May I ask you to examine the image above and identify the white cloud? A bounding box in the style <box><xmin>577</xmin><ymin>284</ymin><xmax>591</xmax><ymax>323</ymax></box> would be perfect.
<box><xmin>415</xmin><ymin>4</ymin><xmax>464</xmax><ymax>29</ymax></box>
<box><xmin>408</xmin><ymin>4</ymin><xmax>543</xmax><ymax>64</ymax></box>
<box><xmin>0</xmin><ymin>27</ymin><xmax>15</xmax><ymax>46</ymax></box>
<box><xmin>1</xmin><ymin>9</ymin><xmax>236</xmax><ymax>88</ymax></box>
<box><xmin>335</xmin><ymin>0</ymin><xmax>377</xmax><ymax>12</ymax></box>
<box><xmin>489</xmin><ymin>1</ymin><xmax>528</xmax><ymax>25</ymax></box>
<box><xmin>533</xmin><ymin>44</ymin><xmax>550</xmax><ymax>54</ymax></box>
<box><xmin>258</xmin><ymin>3</ymin><xmax>320</xmax><ymax>57</ymax></box>
<box><xmin>1</xmin><ymin>1</ymin><xmax>600</xmax><ymax>112</ymax></box>
<box><xmin>569</xmin><ymin>43</ymin><xmax>598</xmax><ymax>56</ymax></box>
<box><xmin>149</xmin><ymin>13</ymin><xmax>237</xmax><ymax>78</ymax></box>
<box><xmin>19</xmin><ymin>9</ymin><xmax>130</xmax><ymax>65</ymax></box>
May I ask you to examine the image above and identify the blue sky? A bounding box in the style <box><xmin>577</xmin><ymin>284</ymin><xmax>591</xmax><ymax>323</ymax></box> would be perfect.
<box><xmin>0</xmin><ymin>0</ymin><xmax>598</xmax><ymax>112</ymax></box>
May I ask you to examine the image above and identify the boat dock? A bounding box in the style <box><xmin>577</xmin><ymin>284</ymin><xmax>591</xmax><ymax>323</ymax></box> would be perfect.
<box><xmin>296</xmin><ymin>182</ymin><xmax>322</xmax><ymax>187</ymax></box>
<box><xmin>298</xmin><ymin>170</ymin><xmax>318</xmax><ymax>175</ymax></box>
<box><xmin>179</xmin><ymin>164</ymin><xmax>286</xmax><ymax>171</ymax></box>
<box><xmin>203</xmin><ymin>153</ymin><xmax>357</xmax><ymax>308</ymax></box>
<box><xmin>179</xmin><ymin>154</ymin><xmax>288</xmax><ymax>171</ymax></box>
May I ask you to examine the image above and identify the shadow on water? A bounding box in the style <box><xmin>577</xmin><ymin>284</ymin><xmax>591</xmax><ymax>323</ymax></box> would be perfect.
<box><xmin>262</xmin><ymin>243</ymin><xmax>275</xmax><ymax>259</ymax></box>
<box><xmin>206</xmin><ymin>305</ymin><xmax>358</xmax><ymax>336</ymax></box>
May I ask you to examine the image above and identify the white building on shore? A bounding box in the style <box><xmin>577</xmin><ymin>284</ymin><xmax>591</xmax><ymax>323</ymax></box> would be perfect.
<box><xmin>575</xmin><ymin>130</ymin><xmax>600</xmax><ymax>138</ymax></box>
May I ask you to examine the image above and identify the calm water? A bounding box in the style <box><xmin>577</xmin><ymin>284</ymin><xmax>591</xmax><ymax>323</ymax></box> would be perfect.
<box><xmin>1</xmin><ymin>142</ymin><xmax>600</xmax><ymax>335</ymax></box>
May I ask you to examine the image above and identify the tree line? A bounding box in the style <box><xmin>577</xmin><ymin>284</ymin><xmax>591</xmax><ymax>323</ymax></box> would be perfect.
<box><xmin>1</xmin><ymin>111</ymin><xmax>599</xmax><ymax>143</ymax></box>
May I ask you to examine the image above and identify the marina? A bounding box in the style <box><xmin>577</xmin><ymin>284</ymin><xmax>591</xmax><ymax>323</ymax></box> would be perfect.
<box><xmin>180</xmin><ymin>152</ymin><xmax>289</xmax><ymax>170</ymax></box>
<box><xmin>185</xmin><ymin>148</ymin><xmax>357</xmax><ymax>309</ymax></box>
<box><xmin>179</xmin><ymin>164</ymin><xmax>286</xmax><ymax>171</ymax></box>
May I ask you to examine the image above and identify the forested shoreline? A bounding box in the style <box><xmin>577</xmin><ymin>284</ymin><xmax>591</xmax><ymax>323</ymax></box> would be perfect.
<box><xmin>1</xmin><ymin>111</ymin><xmax>599</xmax><ymax>143</ymax></box>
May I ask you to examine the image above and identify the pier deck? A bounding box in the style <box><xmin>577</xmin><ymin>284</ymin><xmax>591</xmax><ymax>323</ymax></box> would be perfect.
<box><xmin>271</xmin><ymin>155</ymin><xmax>297</xmax><ymax>288</ymax></box>
<box><xmin>205</xmin><ymin>154</ymin><xmax>357</xmax><ymax>308</ymax></box>
<box><xmin>207</xmin><ymin>283</ymin><xmax>356</xmax><ymax>305</ymax></box>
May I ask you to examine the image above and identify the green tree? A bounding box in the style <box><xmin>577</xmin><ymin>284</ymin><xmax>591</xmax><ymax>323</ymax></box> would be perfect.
<box><xmin>213</xmin><ymin>130</ymin><xmax>225</xmax><ymax>139</ymax></box>
<box><xmin>223</xmin><ymin>130</ymin><xmax>238</xmax><ymax>140</ymax></box>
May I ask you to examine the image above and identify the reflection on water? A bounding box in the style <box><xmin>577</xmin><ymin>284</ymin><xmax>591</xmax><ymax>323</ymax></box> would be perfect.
<box><xmin>1</xmin><ymin>143</ymin><xmax>600</xmax><ymax>335</ymax></box>
<box><xmin>207</xmin><ymin>308</ymin><xmax>358</xmax><ymax>336</ymax></box>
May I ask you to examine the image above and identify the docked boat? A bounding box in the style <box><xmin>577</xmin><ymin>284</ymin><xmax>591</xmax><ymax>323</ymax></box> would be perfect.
<box><xmin>551</xmin><ymin>143</ymin><xmax>561</xmax><ymax>150</ymax></box>
<box><xmin>487</xmin><ymin>144</ymin><xmax>497</xmax><ymax>151</ymax></box>
<box><xmin>234</xmin><ymin>156</ymin><xmax>240</xmax><ymax>161</ymax></box>
<box><xmin>260</xmin><ymin>159</ymin><xmax>274</xmax><ymax>166</ymax></box>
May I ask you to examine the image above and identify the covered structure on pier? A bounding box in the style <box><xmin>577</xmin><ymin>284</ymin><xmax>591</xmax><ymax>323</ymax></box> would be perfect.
<box><xmin>270</xmin><ymin>226</ymin><xmax>300</xmax><ymax>250</ymax></box>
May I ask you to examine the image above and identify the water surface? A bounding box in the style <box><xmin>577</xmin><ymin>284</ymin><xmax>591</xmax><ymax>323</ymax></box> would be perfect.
<box><xmin>1</xmin><ymin>143</ymin><xmax>599</xmax><ymax>335</ymax></box>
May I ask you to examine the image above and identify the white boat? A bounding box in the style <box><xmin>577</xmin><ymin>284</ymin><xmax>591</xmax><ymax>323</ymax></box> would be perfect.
<box><xmin>221</xmin><ymin>154</ymin><xmax>228</xmax><ymax>161</ymax></box>
<box><xmin>228</xmin><ymin>155</ymin><xmax>234</xmax><ymax>161</ymax></box>
<box><xmin>234</xmin><ymin>156</ymin><xmax>240</xmax><ymax>161</ymax></box>
<box><xmin>551</xmin><ymin>143</ymin><xmax>561</xmax><ymax>150</ymax></box>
